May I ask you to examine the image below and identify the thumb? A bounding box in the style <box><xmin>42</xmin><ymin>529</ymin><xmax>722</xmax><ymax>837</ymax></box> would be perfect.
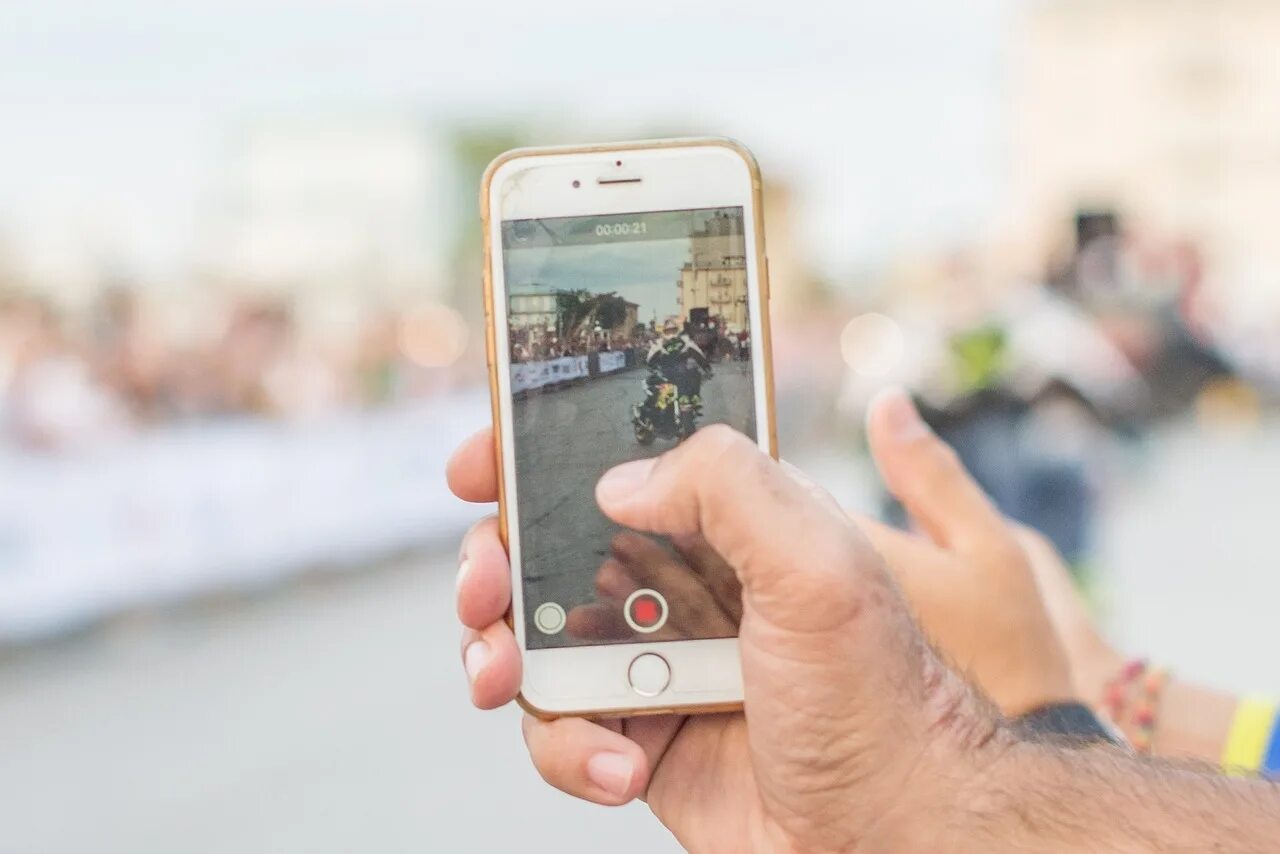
<box><xmin>595</xmin><ymin>426</ymin><xmax>955</xmax><ymax>844</ymax></box>
<box><xmin>595</xmin><ymin>424</ymin><xmax>875</xmax><ymax>634</ymax></box>
<box><xmin>866</xmin><ymin>387</ymin><xmax>1009</xmax><ymax>555</ymax></box>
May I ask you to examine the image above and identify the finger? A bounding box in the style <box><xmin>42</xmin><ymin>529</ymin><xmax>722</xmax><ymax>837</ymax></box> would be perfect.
<box><xmin>456</xmin><ymin>516</ymin><xmax>511</xmax><ymax>630</ymax></box>
<box><xmin>461</xmin><ymin>620</ymin><xmax>521</xmax><ymax>710</ymax></box>
<box><xmin>570</xmin><ymin>555</ymin><xmax>702</xmax><ymax>642</ymax></box>
<box><xmin>671</xmin><ymin>533</ymin><xmax>742</xmax><ymax>624</ymax></box>
<box><xmin>521</xmin><ymin>715</ymin><xmax>651</xmax><ymax>805</ymax></box>
<box><xmin>566</xmin><ymin>600</ymin><xmax>696</xmax><ymax>643</ymax></box>
<box><xmin>569</xmin><ymin>558</ymin><xmax>682</xmax><ymax>642</ymax></box>
<box><xmin>608</xmin><ymin>532</ymin><xmax>734</xmax><ymax>636</ymax></box>
<box><xmin>621</xmin><ymin>713</ymin><xmax>687</xmax><ymax>794</ymax></box>
<box><xmin>595</xmin><ymin>556</ymin><xmax>640</xmax><ymax>601</ymax></box>
<box><xmin>865</xmin><ymin>387</ymin><xmax>1010</xmax><ymax>555</ymax></box>
<box><xmin>595</xmin><ymin>424</ymin><xmax>873</xmax><ymax>634</ymax></box>
<box><xmin>565</xmin><ymin>601</ymin><xmax>633</xmax><ymax>641</ymax></box>
<box><xmin>446</xmin><ymin>427</ymin><xmax>499</xmax><ymax>503</ymax></box>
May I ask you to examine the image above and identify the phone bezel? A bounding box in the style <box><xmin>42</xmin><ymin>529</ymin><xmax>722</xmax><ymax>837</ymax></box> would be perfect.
<box><xmin>482</xmin><ymin>139</ymin><xmax>776</xmax><ymax>717</ymax></box>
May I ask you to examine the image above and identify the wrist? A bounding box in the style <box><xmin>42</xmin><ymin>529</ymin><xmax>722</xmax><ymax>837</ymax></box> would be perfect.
<box><xmin>883</xmin><ymin>721</ymin><xmax>1026</xmax><ymax>851</ymax></box>
<box><xmin>1074</xmin><ymin>641</ymin><xmax>1124</xmax><ymax>711</ymax></box>
<box><xmin>864</xmin><ymin>668</ymin><xmax>1020</xmax><ymax>850</ymax></box>
<box><xmin>949</xmin><ymin>734</ymin><xmax>1086</xmax><ymax>849</ymax></box>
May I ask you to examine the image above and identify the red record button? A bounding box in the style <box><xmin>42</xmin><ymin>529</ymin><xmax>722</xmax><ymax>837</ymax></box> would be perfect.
<box><xmin>624</xmin><ymin>589</ymin><xmax>669</xmax><ymax>634</ymax></box>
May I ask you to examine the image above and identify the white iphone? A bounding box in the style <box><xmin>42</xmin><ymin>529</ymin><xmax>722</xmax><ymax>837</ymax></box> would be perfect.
<box><xmin>481</xmin><ymin>138</ymin><xmax>777</xmax><ymax>717</ymax></box>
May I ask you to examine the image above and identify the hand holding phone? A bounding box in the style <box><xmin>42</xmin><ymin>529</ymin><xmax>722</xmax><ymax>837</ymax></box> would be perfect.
<box><xmin>450</xmin><ymin>424</ymin><xmax>1001</xmax><ymax>852</ymax></box>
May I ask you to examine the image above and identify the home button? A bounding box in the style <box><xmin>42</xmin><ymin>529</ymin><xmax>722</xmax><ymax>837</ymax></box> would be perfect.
<box><xmin>627</xmin><ymin>653</ymin><xmax>671</xmax><ymax>697</ymax></box>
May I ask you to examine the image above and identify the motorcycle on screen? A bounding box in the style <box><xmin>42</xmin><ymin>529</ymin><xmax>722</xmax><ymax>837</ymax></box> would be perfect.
<box><xmin>632</xmin><ymin>370</ymin><xmax>709</xmax><ymax>445</ymax></box>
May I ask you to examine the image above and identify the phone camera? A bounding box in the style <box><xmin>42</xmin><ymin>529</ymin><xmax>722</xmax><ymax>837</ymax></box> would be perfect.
<box><xmin>572</xmin><ymin>179</ymin><xmax>581</xmax><ymax>189</ymax></box>
<box><xmin>511</xmin><ymin>221</ymin><xmax>535</xmax><ymax>242</ymax></box>
<box><xmin>615</xmin><ymin>160</ymin><xmax>622</xmax><ymax>167</ymax></box>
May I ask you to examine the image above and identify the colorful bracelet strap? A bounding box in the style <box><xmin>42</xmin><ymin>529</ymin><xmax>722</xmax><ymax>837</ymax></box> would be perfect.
<box><xmin>1262</xmin><ymin>710</ymin><xmax>1280</xmax><ymax>779</ymax></box>
<box><xmin>1222</xmin><ymin>697</ymin><xmax>1280</xmax><ymax>776</ymax></box>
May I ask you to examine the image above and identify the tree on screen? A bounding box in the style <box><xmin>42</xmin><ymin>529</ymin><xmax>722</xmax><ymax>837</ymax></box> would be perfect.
<box><xmin>555</xmin><ymin>290</ymin><xmax>628</xmax><ymax>340</ymax></box>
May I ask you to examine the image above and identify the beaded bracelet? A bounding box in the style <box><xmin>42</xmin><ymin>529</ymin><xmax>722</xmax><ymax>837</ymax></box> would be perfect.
<box><xmin>1101</xmin><ymin>659</ymin><xmax>1168</xmax><ymax>753</ymax></box>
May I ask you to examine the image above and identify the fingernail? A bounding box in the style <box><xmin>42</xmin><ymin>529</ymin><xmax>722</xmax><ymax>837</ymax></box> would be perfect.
<box><xmin>586</xmin><ymin>752</ymin><xmax>635</xmax><ymax>798</ymax></box>
<box><xmin>596</xmin><ymin>458</ymin><xmax>657</xmax><ymax>506</ymax></box>
<box><xmin>876</xmin><ymin>387</ymin><xmax>930</xmax><ymax>442</ymax></box>
<box><xmin>456</xmin><ymin>558</ymin><xmax>472</xmax><ymax>594</ymax></box>
<box><xmin>463</xmin><ymin>639</ymin><xmax>491</xmax><ymax>681</ymax></box>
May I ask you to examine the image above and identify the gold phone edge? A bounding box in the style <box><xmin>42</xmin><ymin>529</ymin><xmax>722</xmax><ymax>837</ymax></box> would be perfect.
<box><xmin>479</xmin><ymin>137</ymin><xmax>779</xmax><ymax>721</ymax></box>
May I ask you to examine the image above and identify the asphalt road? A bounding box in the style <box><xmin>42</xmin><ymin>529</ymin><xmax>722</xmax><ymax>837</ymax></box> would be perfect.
<box><xmin>512</xmin><ymin>361</ymin><xmax>756</xmax><ymax>648</ymax></box>
<box><xmin>0</xmin><ymin>560</ymin><xmax>676</xmax><ymax>854</ymax></box>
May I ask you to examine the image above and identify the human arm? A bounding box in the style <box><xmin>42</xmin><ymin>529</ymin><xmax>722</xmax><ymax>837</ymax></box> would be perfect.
<box><xmin>645</xmin><ymin>340</ymin><xmax>661</xmax><ymax>365</ymax></box>
<box><xmin>1014</xmin><ymin>525</ymin><xmax>1243</xmax><ymax>766</ymax></box>
<box><xmin>862</xmin><ymin>387</ymin><xmax>1248</xmax><ymax>766</ymax></box>
<box><xmin>960</xmin><ymin>736</ymin><xmax>1280</xmax><ymax>852</ymax></box>
<box><xmin>683</xmin><ymin>336</ymin><xmax>711</xmax><ymax>371</ymax></box>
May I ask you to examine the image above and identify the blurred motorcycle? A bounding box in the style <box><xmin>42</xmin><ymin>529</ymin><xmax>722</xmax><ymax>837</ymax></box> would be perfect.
<box><xmin>632</xmin><ymin>368</ymin><xmax>711</xmax><ymax>445</ymax></box>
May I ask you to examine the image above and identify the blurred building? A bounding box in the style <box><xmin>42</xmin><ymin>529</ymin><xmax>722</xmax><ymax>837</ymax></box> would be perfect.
<box><xmin>678</xmin><ymin>211</ymin><xmax>749</xmax><ymax>332</ymax></box>
<box><xmin>508</xmin><ymin>291</ymin><xmax>558</xmax><ymax>332</ymax></box>
<box><xmin>210</xmin><ymin>116</ymin><xmax>456</xmax><ymax>314</ymax></box>
<box><xmin>1011</xmin><ymin>0</ymin><xmax>1280</xmax><ymax>316</ymax></box>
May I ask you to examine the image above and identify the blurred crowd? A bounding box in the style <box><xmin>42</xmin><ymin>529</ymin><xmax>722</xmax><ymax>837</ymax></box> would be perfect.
<box><xmin>510</xmin><ymin>321</ymin><xmax>751</xmax><ymax>364</ymax></box>
<box><xmin>509</xmin><ymin>327</ymin><xmax>657</xmax><ymax>363</ymax></box>
<box><xmin>833</xmin><ymin>224</ymin><xmax>1280</xmax><ymax>570</ymax></box>
<box><xmin>0</xmin><ymin>289</ymin><xmax>470</xmax><ymax>452</ymax></box>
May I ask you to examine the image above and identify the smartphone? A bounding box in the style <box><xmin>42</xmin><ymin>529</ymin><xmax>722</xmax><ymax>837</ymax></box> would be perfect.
<box><xmin>481</xmin><ymin>138</ymin><xmax>777</xmax><ymax>717</ymax></box>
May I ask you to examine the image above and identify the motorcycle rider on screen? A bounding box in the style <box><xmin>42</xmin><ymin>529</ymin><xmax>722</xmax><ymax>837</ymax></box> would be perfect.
<box><xmin>631</xmin><ymin>319</ymin><xmax>713</xmax><ymax>445</ymax></box>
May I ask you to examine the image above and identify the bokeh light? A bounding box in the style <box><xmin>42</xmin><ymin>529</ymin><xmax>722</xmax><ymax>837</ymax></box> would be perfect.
<box><xmin>398</xmin><ymin>303</ymin><xmax>469</xmax><ymax>368</ymax></box>
<box><xmin>840</xmin><ymin>312</ymin><xmax>905</xmax><ymax>378</ymax></box>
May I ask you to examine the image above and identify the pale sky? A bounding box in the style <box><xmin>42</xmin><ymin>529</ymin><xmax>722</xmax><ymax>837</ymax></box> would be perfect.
<box><xmin>0</xmin><ymin>0</ymin><xmax>1020</xmax><ymax>287</ymax></box>
<box><xmin>506</xmin><ymin>238</ymin><xmax>689</xmax><ymax>322</ymax></box>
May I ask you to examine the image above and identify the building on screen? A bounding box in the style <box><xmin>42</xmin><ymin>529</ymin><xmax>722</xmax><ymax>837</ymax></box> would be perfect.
<box><xmin>508</xmin><ymin>291</ymin><xmax>558</xmax><ymax>332</ymax></box>
<box><xmin>677</xmin><ymin>211</ymin><xmax>749</xmax><ymax>333</ymax></box>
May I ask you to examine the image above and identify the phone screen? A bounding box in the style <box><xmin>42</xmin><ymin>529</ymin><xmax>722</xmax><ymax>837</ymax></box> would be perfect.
<box><xmin>501</xmin><ymin>206</ymin><xmax>758</xmax><ymax>650</ymax></box>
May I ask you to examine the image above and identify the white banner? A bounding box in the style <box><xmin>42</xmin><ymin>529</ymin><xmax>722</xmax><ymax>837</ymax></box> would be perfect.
<box><xmin>511</xmin><ymin>356</ymin><xmax>589</xmax><ymax>392</ymax></box>
<box><xmin>550</xmin><ymin>356</ymin><xmax>586</xmax><ymax>384</ymax></box>
<box><xmin>0</xmin><ymin>395</ymin><xmax>490</xmax><ymax>643</ymax></box>
<box><xmin>598</xmin><ymin>350</ymin><xmax>627</xmax><ymax>373</ymax></box>
<box><xmin>510</xmin><ymin>361</ymin><xmax>547</xmax><ymax>393</ymax></box>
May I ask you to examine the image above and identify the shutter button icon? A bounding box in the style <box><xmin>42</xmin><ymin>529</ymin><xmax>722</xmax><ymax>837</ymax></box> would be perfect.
<box><xmin>623</xmin><ymin>589</ymin><xmax>668</xmax><ymax>634</ymax></box>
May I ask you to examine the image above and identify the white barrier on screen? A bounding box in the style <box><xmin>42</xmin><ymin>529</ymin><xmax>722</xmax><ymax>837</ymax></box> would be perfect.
<box><xmin>598</xmin><ymin>350</ymin><xmax>627</xmax><ymax>373</ymax></box>
<box><xmin>510</xmin><ymin>355</ymin><xmax>590</xmax><ymax>392</ymax></box>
